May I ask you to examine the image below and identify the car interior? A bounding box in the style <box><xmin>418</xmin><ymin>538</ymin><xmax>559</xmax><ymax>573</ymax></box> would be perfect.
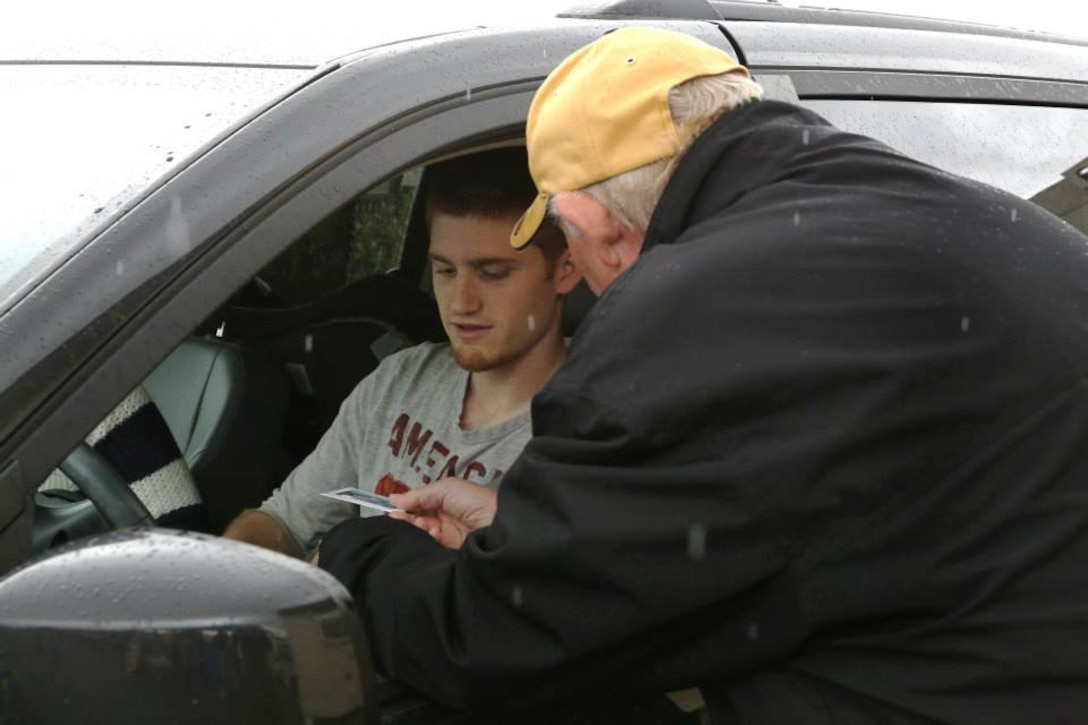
<box><xmin>33</xmin><ymin>143</ymin><xmax>597</xmax><ymax>550</ymax></box>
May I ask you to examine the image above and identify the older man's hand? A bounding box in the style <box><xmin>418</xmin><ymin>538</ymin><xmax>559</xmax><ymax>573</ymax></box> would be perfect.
<box><xmin>388</xmin><ymin>477</ymin><xmax>497</xmax><ymax>549</ymax></box>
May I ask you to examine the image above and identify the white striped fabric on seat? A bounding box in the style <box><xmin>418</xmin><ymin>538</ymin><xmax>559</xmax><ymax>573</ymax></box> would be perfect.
<box><xmin>40</xmin><ymin>386</ymin><xmax>206</xmax><ymax>530</ymax></box>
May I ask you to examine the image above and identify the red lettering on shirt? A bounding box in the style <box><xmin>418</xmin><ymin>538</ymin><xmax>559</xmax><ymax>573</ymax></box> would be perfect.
<box><xmin>463</xmin><ymin>461</ymin><xmax>487</xmax><ymax>482</ymax></box>
<box><xmin>426</xmin><ymin>440</ymin><xmax>450</xmax><ymax>471</ymax></box>
<box><xmin>386</xmin><ymin>412</ymin><xmax>497</xmax><ymax>485</ymax></box>
<box><xmin>375</xmin><ymin>473</ymin><xmax>410</xmax><ymax>496</ymax></box>
<box><xmin>387</xmin><ymin>414</ymin><xmax>408</xmax><ymax>457</ymax></box>
<box><xmin>438</xmin><ymin>455</ymin><xmax>460</xmax><ymax>480</ymax></box>
<box><xmin>405</xmin><ymin>423</ymin><xmax>433</xmax><ymax>467</ymax></box>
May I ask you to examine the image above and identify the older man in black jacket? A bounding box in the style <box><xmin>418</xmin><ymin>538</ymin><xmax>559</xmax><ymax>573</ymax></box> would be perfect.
<box><xmin>319</xmin><ymin>27</ymin><xmax>1088</xmax><ymax>723</ymax></box>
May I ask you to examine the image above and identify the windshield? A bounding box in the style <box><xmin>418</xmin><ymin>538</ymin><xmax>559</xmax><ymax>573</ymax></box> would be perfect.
<box><xmin>0</xmin><ymin>63</ymin><xmax>309</xmax><ymax>301</ymax></box>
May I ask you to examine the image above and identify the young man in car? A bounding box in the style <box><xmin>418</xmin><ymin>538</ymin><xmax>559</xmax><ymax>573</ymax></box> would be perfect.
<box><xmin>223</xmin><ymin>147</ymin><xmax>581</xmax><ymax>558</ymax></box>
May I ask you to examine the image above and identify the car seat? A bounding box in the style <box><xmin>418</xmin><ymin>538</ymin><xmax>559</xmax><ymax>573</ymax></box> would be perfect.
<box><xmin>221</xmin><ymin>272</ymin><xmax>445</xmax><ymax>462</ymax></box>
<box><xmin>143</xmin><ymin>337</ymin><xmax>293</xmax><ymax>533</ymax></box>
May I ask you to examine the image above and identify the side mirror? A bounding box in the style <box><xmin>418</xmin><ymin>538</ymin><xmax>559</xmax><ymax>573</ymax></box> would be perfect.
<box><xmin>0</xmin><ymin>529</ymin><xmax>376</xmax><ymax>724</ymax></box>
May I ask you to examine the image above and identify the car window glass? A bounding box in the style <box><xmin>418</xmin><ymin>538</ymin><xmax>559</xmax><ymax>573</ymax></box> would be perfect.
<box><xmin>255</xmin><ymin>168</ymin><xmax>423</xmax><ymax>306</ymax></box>
<box><xmin>0</xmin><ymin>64</ymin><xmax>308</xmax><ymax>294</ymax></box>
<box><xmin>802</xmin><ymin>100</ymin><xmax>1088</xmax><ymax>200</ymax></box>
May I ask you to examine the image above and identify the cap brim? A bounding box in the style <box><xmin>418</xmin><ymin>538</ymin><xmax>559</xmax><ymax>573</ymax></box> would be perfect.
<box><xmin>510</xmin><ymin>192</ymin><xmax>551</xmax><ymax>250</ymax></box>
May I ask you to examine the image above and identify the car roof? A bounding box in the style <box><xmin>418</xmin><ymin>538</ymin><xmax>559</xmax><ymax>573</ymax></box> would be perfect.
<box><xmin>562</xmin><ymin>0</ymin><xmax>1088</xmax><ymax>45</ymax></box>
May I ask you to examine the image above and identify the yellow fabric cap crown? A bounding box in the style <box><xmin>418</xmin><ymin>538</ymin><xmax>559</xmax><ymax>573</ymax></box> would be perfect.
<box><xmin>511</xmin><ymin>27</ymin><xmax>749</xmax><ymax>249</ymax></box>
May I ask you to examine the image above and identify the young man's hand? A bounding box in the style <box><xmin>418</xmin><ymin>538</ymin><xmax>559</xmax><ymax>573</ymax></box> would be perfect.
<box><xmin>388</xmin><ymin>478</ymin><xmax>497</xmax><ymax>549</ymax></box>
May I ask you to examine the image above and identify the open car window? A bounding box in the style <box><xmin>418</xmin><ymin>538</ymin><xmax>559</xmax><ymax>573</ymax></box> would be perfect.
<box><xmin>254</xmin><ymin>168</ymin><xmax>424</xmax><ymax>307</ymax></box>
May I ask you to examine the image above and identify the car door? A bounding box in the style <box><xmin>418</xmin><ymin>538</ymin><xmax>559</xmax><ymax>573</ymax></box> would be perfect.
<box><xmin>0</xmin><ymin>18</ymin><xmax>741</xmax><ymax>573</ymax></box>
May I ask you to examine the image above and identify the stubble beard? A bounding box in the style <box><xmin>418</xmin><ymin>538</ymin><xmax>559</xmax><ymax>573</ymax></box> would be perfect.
<box><xmin>451</xmin><ymin>340</ymin><xmax>521</xmax><ymax>373</ymax></box>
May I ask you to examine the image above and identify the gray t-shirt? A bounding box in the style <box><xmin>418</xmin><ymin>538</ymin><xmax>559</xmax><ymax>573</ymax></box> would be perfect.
<box><xmin>262</xmin><ymin>342</ymin><xmax>531</xmax><ymax>552</ymax></box>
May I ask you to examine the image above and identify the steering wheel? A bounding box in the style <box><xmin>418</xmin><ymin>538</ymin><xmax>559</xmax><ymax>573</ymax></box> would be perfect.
<box><xmin>33</xmin><ymin>442</ymin><xmax>153</xmax><ymax>552</ymax></box>
<box><xmin>60</xmin><ymin>442</ymin><xmax>154</xmax><ymax>527</ymax></box>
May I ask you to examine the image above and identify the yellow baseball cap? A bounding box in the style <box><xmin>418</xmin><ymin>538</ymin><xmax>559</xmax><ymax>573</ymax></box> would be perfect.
<box><xmin>510</xmin><ymin>27</ymin><xmax>749</xmax><ymax>249</ymax></box>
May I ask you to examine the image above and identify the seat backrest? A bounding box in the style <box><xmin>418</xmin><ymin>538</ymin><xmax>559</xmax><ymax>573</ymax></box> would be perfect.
<box><xmin>221</xmin><ymin>272</ymin><xmax>444</xmax><ymax>461</ymax></box>
<box><xmin>143</xmin><ymin>337</ymin><xmax>293</xmax><ymax>533</ymax></box>
<box><xmin>144</xmin><ymin>338</ymin><xmax>243</xmax><ymax>470</ymax></box>
<box><xmin>261</xmin><ymin>318</ymin><xmax>413</xmax><ymax>461</ymax></box>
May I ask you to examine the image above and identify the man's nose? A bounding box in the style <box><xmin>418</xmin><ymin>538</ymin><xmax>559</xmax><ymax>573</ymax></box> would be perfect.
<box><xmin>450</xmin><ymin>275</ymin><xmax>482</xmax><ymax>313</ymax></box>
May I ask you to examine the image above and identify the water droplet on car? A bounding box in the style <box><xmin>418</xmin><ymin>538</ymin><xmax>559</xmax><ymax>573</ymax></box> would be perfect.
<box><xmin>746</xmin><ymin>623</ymin><xmax>759</xmax><ymax>641</ymax></box>
<box><xmin>512</xmin><ymin>585</ymin><xmax>524</xmax><ymax>607</ymax></box>
<box><xmin>802</xmin><ymin>129</ymin><xmax>810</xmax><ymax>145</ymax></box>
<box><xmin>1011</xmin><ymin>208</ymin><xmax>1018</xmax><ymax>223</ymax></box>
<box><xmin>116</xmin><ymin>261</ymin><xmax>124</xmax><ymax>276</ymax></box>
<box><xmin>165</xmin><ymin>196</ymin><xmax>191</xmax><ymax>252</ymax></box>
<box><xmin>527</xmin><ymin>315</ymin><xmax>536</xmax><ymax>331</ymax></box>
<box><xmin>793</xmin><ymin>211</ymin><xmax>802</xmax><ymax>226</ymax></box>
<box><xmin>961</xmin><ymin>316</ymin><xmax>970</xmax><ymax>332</ymax></box>
<box><xmin>304</xmin><ymin>334</ymin><xmax>314</xmax><ymax>353</ymax></box>
<box><xmin>687</xmin><ymin>523</ymin><xmax>707</xmax><ymax>560</ymax></box>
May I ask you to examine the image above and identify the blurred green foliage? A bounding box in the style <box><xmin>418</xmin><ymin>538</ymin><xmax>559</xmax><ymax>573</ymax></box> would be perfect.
<box><xmin>258</xmin><ymin>171</ymin><xmax>420</xmax><ymax>306</ymax></box>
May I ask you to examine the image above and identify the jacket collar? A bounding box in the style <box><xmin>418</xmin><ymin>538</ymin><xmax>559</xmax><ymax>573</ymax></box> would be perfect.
<box><xmin>643</xmin><ymin>99</ymin><xmax>829</xmax><ymax>251</ymax></box>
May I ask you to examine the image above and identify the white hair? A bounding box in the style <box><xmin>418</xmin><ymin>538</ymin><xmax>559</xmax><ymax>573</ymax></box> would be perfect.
<box><xmin>552</xmin><ymin>71</ymin><xmax>763</xmax><ymax>233</ymax></box>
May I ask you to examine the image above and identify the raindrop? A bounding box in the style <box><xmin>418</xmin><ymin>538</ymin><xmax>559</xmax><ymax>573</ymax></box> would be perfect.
<box><xmin>746</xmin><ymin>623</ymin><xmax>759</xmax><ymax>641</ymax></box>
<box><xmin>1010</xmin><ymin>208</ymin><xmax>1018</xmax><ymax>223</ymax></box>
<box><xmin>165</xmin><ymin>196</ymin><xmax>191</xmax><ymax>252</ymax></box>
<box><xmin>792</xmin><ymin>211</ymin><xmax>801</xmax><ymax>226</ymax></box>
<box><xmin>465</xmin><ymin>84</ymin><xmax>472</xmax><ymax>101</ymax></box>
<box><xmin>961</xmin><ymin>316</ymin><xmax>970</xmax><ymax>332</ymax></box>
<box><xmin>304</xmin><ymin>334</ymin><xmax>314</xmax><ymax>353</ymax></box>
<box><xmin>94</xmin><ymin>206</ymin><xmax>105</xmax><ymax>214</ymax></box>
<box><xmin>115</xmin><ymin>261</ymin><xmax>125</xmax><ymax>276</ymax></box>
<box><xmin>802</xmin><ymin>129</ymin><xmax>810</xmax><ymax>146</ymax></box>
<box><xmin>512</xmin><ymin>585</ymin><xmax>524</xmax><ymax>607</ymax></box>
<box><xmin>527</xmin><ymin>315</ymin><xmax>536</xmax><ymax>331</ymax></box>
<box><xmin>687</xmin><ymin>523</ymin><xmax>707</xmax><ymax>560</ymax></box>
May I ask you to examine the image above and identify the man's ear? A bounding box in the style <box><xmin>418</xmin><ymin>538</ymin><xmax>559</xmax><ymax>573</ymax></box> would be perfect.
<box><xmin>554</xmin><ymin>248</ymin><xmax>583</xmax><ymax>295</ymax></box>
<box><xmin>612</xmin><ymin>223</ymin><xmax>646</xmax><ymax>271</ymax></box>
<box><xmin>560</xmin><ymin>193</ymin><xmax>643</xmax><ymax>263</ymax></box>
<box><xmin>585</xmin><ymin>216</ymin><xmax>643</xmax><ymax>276</ymax></box>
